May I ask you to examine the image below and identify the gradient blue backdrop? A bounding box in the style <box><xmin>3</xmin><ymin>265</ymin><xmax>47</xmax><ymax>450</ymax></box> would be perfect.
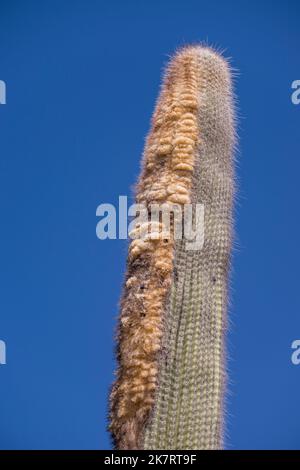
<box><xmin>0</xmin><ymin>0</ymin><xmax>299</xmax><ymax>450</ymax></box>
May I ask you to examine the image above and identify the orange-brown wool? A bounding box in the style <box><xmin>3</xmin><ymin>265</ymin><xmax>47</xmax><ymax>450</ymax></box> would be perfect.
<box><xmin>109</xmin><ymin>47</ymin><xmax>202</xmax><ymax>450</ymax></box>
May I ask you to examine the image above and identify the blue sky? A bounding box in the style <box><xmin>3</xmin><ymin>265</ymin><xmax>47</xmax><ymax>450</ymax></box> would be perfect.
<box><xmin>0</xmin><ymin>0</ymin><xmax>299</xmax><ymax>450</ymax></box>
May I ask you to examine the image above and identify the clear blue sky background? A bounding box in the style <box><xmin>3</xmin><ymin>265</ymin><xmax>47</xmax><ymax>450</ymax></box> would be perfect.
<box><xmin>0</xmin><ymin>0</ymin><xmax>299</xmax><ymax>450</ymax></box>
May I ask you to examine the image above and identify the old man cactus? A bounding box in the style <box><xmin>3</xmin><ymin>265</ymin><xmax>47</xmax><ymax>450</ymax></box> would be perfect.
<box><xmin>109</xmin><ymin>45</ymin><xmax>236</xmax><ymax>450</ymax></box>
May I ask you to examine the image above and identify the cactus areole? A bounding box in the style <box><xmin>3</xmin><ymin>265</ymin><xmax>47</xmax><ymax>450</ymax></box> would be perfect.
<box><xmin>109</xmin><ymin>45</ymin><xmax>236</xmax><ymax>450</ymax></box>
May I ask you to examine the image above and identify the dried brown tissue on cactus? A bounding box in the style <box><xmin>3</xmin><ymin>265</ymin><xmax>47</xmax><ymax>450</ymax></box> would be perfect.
<box><xmin>109</xmin><ymin>44</ymin><xmax>236</xmax><ymax>450</ymax></box>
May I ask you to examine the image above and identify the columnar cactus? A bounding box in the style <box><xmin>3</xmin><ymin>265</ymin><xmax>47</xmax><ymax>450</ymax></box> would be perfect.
<box><xmin>109</xmin><ymin>45</ymin><xmax>236</xmax><ymax>450</ymax></box>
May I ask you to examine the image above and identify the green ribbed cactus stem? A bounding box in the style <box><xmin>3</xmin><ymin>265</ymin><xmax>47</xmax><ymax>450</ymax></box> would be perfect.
<box><xmin>109</xmin><ymin>45</ymin><xmax>236</xmax><ymax>450</ymax></box>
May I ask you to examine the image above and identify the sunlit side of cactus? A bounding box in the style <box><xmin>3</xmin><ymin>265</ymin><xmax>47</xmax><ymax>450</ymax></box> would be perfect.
<box><xmin>109</xmin><ymin>45</ymin><xmax>236</xmax><ymax>450</ymax></box>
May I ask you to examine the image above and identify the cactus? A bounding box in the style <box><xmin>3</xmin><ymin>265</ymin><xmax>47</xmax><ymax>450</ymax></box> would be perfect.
<box><xmin>109</xmin><ymin>45</ymin><xmax>236</xmax><ymax>450</ymax></box>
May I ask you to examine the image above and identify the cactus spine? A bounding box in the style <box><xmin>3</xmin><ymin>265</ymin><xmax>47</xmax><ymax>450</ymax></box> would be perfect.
<box><xmin>109</xmin><ymin>45</ymin><xmax>236</xmax><ymax>450</ymax></box>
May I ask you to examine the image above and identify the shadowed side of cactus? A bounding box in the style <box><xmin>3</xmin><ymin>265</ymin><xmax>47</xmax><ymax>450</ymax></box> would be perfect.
<box><xmin>109</xmin><ymin>45</ymin><xmax>236</xmax><ymax>450</ymax></box>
